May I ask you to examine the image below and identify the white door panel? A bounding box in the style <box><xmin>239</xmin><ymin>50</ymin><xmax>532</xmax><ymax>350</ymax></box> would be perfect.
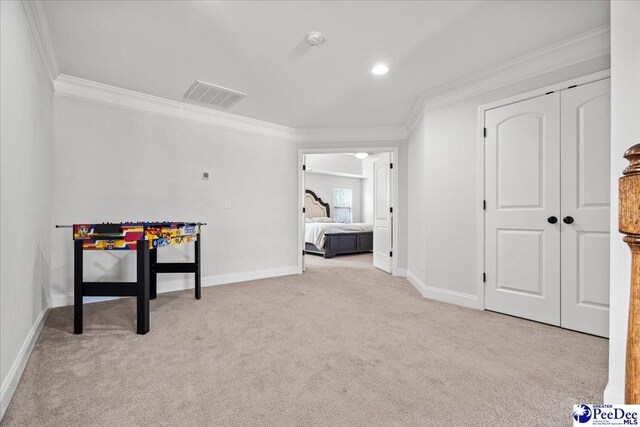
<box><xmin>373</xmin><ymin>153</ymin><xmax>392</xmax><ymax>273</ymax></box>
<box><xmin>302</xmin><ymin>154</ymin><xmax>306</xmax><ymax>272</ymax></box>
<box><xmin>485</xmin><ymin>93</ymin><xmax>561</xmax><ymax>325</ymax></box>
<box><xmin>560</xmin><ymin>79</ymin><xmax>610</xmax><ymax>337</ymax></box>
<box><xmin>496</xmin><ymin>115</ymin><xmax>545</xmax><ymax>209</ymax></box>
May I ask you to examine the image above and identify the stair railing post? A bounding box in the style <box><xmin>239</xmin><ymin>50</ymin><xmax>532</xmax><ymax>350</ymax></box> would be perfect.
<box><xmin>619</xmin><ymin>143</ymin><xmax>640</xmax><ymax>403</ymax></box>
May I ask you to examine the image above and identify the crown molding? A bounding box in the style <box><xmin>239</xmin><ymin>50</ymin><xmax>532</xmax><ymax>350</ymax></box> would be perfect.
<box><xmin>54</xmin><ymin>74</ymin><xmax>407</xmax><ymax>143</ymax></box>
<box><xmin>405</xmin><ymin>24</ymin><xmax>611</xmax><ymax>134</ymax></box>
<box><xmin>54</xmin><ymin>74</ymin><xmax>299</xmax><ymax>140</ymax></box>
<box><xmin>21</xmin><ymin>0</ymin><xmax>59</xmax><ymax>89</ymax></box>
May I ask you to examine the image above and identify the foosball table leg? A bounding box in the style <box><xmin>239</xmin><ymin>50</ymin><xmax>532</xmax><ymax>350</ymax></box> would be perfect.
<box><xmin>149</xmin><ymin>248</ymin><xmax>157</xmax><ymax>300</ymax></box>
<box><xmin>74</xmin><ymin>240</ymin><xmax>83</xmax><ymax>334</ymax></box>
<box><xmin>195</xmin><ymin>235</ymin><xmax>201</xmax><ymax>300</ymax></box>
<box><xmin>136</xmin><ymin>241</ymin><xmax>150</xmax><ymax>335</ymax></box>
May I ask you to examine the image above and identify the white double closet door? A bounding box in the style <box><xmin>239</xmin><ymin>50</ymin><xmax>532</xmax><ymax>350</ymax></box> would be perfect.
<box><xmin>484</xmin><ymin>79</ymin><xmax>610</xmax><ymax>337</ymax></box>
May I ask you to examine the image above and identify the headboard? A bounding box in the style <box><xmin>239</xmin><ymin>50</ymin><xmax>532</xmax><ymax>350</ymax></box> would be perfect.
<box><xmin>305</xmin><ymin>190</ymin><xmax>330</xmax><ymax>218</ymax></box>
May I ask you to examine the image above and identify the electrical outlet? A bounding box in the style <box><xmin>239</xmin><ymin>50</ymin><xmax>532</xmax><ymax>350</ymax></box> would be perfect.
<box><xmin>201</xmin><ymin>172</ymin><xmax>210</xmax><ymax>180</ymax></box>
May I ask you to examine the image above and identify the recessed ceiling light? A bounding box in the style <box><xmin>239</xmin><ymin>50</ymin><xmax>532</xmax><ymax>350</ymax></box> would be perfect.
<box><xmin>371</xmin><ymin>64</ymin><xmax>389</xmax><ymax>76</ymax></box>
<box><xmin>355</xmin><ymin>153</ymin><xmax>369</xmax><ymax>159</ymax></box>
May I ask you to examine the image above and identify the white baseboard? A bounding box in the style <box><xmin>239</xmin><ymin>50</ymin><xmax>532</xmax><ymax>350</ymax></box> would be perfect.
<box><xmin>406</xmin><ymin>270</ymin><xmax>479</xmax><ymax>310</ymax></box>
<box><xmin>1</xmin><ymin>306</ymin><xmax>50</xmax><ymax>420</ymax></box>
<box><xmin>51</xmin><ymin>266</ymin><xmax>299</xmax><ymax>308</ymax></box>
<box><xmin>604</xmin><ymin>383</ymin><xmax>625</xmax><ymax>404</ymax></box>
<box><xmin>394</xmin><ymin>268</ymin><xmax>407</xmax><ymax>277</ymax></box>
<box><xmin>52</xmin><ymin>294</ymin><xmax>117</xmax><ymax>307</ymax></box>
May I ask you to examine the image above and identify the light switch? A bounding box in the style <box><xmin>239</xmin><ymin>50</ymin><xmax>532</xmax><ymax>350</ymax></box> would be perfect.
<box><xmin>224</xmin><ymin>199</ymin><xmax>231</xmax><ymax>209</ymax></box>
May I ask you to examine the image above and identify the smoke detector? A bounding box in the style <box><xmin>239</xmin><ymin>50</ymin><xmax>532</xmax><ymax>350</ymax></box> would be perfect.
<box><xmin>306</xmin><ymin>31</ymin><xmax>325</xmax><ymax>46</ymax></box>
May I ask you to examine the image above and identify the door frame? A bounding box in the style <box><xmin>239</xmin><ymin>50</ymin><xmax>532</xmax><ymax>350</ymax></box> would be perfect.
<box><xmin>475</xmin><ymin>69</ymin><xmax>610</xmax><ymax>310</ymax></box>
<box><xmin>297</xmin><ymin>146</ymin><xmax>400</xmax><ymax>276</ymax></box>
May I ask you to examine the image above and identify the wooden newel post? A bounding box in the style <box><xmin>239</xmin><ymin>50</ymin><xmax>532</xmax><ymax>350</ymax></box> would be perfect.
<box><xmin>620</xmin><ymin>143</ymin><xmax>640</xmax><ymax>403</ymax></box>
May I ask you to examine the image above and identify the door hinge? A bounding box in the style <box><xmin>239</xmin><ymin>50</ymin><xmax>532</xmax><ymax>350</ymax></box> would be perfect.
<box><xmin>483</xmin><ymin>200</ymin><xmax>487</xmax><ymax>210</ymax></box>
<box><xmin>389</xmin><ymin>251</ymin><xmax>393</xmax><ymax>257</ymax></box>
<box><xmin>302</xmin><ymin>207</ymin><xmax>306</xmax><ymax>213</ymax></box>
<box><xmin>302</xmin><ymin>250</ymin><xmax>306</xmax><ymax>255</ymax></box>
<box><xmin>390</xmin><ymin>163</ymin><xmax>394</xmax><ymax>169</ymax></box>
<box><xmin>482</xmin><ymin>273</ymin><xmax>486</xmax><ymax>283</ymax></box>
<box><xmin>302</xmin><ymin>164</ymin><xmax>306</xmax><ymax>171</ymax></box>
<box><xmin>390</xmin><ymin>207</ymin><xmax>393</xmax><ymax>213</ymax></box>
<box><xmin>483</xmin><ymin>127</ymin><xmax>487</xmax><ymax>138</ymax></box>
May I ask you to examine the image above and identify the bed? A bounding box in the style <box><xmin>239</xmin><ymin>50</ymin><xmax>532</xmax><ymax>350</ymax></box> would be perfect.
<box><xmin>304</xmin><ymin>190</ymin><xmax>373</xmax><ymax>258</ymax></box>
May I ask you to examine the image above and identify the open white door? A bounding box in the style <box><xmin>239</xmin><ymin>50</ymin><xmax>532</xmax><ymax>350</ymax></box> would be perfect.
<box><xmin>373</xmin><ymin>153</ymin><xmax>392</xmax><ymax>273</ymax></box>
<box><xmin>301</xmin><ymin>154</ymin><xmax>306</xmax><ymax>272</ymax></box>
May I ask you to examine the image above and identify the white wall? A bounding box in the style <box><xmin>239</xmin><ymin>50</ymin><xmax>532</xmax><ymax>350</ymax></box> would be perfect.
<box><xmin>306</xmin><ymin>153</ymin><xmax>363</xmax><ymax>176</ymax></box>
<box><xmin>0</xmin><ymin>1</ymin><xmax>54</xmax><ymax>417</ymax></box>
<box><xmin>406</xmin><ymin>118</ymin><xmax>427</xmax><ymax>282</ymax></box>
<box><xmin>606</xmin><ymin>1</ymin><xmax>640</xmax><ymax>404</ymax></box>
<box><xmin>305</xmin><ymin>173</ymin><xmax>363</xmax><ymax>223</ymax></box>
<box><xmin>50</xmin><ymin>96</ymin><xmax>409</xmax><ymax>304</ymax></box>
<box><xmin>50</xmin><ymin>95</ymin><xmax>301</xmax><ymax>304</ymax></box>
<box><xmin>406</xmin><ymin>55</ymin><xmax>610</xmax><ymax>307</ymax></box>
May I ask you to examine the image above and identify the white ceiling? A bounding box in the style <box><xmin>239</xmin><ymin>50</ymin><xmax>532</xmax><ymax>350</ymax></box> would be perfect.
<box><xmin>41</xmin><ymin>1</ymin><xmax>609</xmax><ymax>129</ymax></box>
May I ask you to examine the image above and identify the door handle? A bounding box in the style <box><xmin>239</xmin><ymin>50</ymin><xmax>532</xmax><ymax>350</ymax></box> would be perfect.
<box><xmin>563</xmin><ymin>216</ymin><xmax>574</xmax><ymax>225</ymax></box>
<box><xmin>547</xmin><ymin>216</ymin><xmax>558</xmax><ymax>224</ymax></box>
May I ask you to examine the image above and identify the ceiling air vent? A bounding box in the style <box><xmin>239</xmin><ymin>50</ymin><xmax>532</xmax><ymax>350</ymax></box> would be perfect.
<box><xmin>183</xmin><ymin>81</ymin><xmax>246</xmax><ymax>109</ymax></box>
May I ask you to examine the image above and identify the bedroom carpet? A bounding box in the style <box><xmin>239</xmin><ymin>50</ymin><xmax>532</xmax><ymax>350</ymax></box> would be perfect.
<box><xmin>304</xmin><ymin>251</ymin><xmax>373</xmax><ymax>267</ymax></box>
<box><xmin>2</xmin><ymin>260</ymin><xmax>607</xmax><ymax>426</ymax></box>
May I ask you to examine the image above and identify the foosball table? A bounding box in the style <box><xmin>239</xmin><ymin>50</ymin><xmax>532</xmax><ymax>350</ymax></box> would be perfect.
<box><xmin>56</xmin><ymin>221</ymin><xmax>205</xmax><ymax>335</ymax></box>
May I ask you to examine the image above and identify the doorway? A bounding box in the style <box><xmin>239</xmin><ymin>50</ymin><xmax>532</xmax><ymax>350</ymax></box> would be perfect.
<box><xmin>297</xmin><ymin>147</ymin><xmax>399</xmax><ymax>275</ymax></box>
<box><xmin>479</xmin><ymin>74</ymin><xmax>611</xmax><ymax>337</ymax></box>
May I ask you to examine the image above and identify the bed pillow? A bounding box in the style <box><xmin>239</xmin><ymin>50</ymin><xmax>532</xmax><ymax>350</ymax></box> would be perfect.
<box><xmin>310</xmin><ymin>217</ymin><xmax>334</xmax><ymax>223</ymax></box>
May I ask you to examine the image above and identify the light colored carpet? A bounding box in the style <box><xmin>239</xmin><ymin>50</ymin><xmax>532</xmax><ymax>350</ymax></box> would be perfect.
<box><xmin>2</xmin><ymin>259</ymin><xmax>607</xmax><ymax>426</ymax></box>
<box><xmin>304</xmin><ymin>251</ymin><xmax>373</xmax><ymax>267</ymax></box>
